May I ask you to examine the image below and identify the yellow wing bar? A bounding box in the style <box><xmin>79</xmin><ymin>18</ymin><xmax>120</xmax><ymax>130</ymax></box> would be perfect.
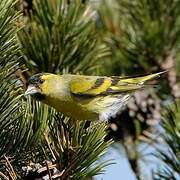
<box><xmin>70</xmin><ymin>72</ymin><xmax>165</xmax><ymax>96</ymax></box>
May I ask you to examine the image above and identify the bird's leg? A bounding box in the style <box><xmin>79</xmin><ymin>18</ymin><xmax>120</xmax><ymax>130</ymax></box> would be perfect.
<box><xmin>86</xmin><ymin>115</ymin><xmax>108</xmax><ymax>132</ymax></box>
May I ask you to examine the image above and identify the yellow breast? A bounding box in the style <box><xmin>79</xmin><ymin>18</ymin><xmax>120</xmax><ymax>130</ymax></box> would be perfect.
<box><xmin>43</xmin><ymin>95</ymin><xmax>99</xmax><ymax>121</ymax></box>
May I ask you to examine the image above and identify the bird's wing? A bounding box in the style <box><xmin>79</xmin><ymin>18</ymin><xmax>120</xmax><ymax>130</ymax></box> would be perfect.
<box><xmin>70</xmin><ymin>72</ymin><xmax>163</xmax><ymax>97</ymax></box>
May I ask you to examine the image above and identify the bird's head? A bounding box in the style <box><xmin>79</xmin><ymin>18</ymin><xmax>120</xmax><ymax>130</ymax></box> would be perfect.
<box><xmin>25</xmin><ymin>73</ymin><xmax>60</xmax><ymax>101</ymax></box>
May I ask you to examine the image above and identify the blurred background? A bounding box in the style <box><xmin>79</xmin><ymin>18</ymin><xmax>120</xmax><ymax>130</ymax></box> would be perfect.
<box><xmin>0</xmin><ymin>0</ymin><xmax>179</xmax><ymax>179</ymax></box>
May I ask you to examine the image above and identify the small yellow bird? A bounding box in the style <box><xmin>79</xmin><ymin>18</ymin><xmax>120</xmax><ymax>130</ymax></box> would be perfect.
<box><xmin>25</xmin><ymin>72</ymin><xmax>163</xmax><ymax>122</ymax></box>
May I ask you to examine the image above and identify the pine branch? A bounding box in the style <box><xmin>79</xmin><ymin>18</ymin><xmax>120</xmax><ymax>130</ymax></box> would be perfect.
<box><xmin>155</xmin><ymin>101</ymin><xmax>180</xmax><ymax>179</ymax></box>
<box><xmin>45</xmin><ymin>116</ymin><xmax>113</xmax><ymax>180</ymax></box>
<box><xmin>97</xmin><ymin>0</ymin><xmax>180</xmax><ymax>75</ymax></box>
<box><xmin>18</xmin><ymin>0</ymin><xmax>109</xmax><ymax>74</ymax></box>
<box><xmin>0</xmin><ymin>0</ymin><xmax>22</xmax><ymax>156</ymax></box>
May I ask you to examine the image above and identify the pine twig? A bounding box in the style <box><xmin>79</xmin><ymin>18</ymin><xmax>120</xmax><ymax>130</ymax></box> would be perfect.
<box><xmin>4</xmin><ymin>155</ymin><xmax>17</xmax><ymax>180</ymax></box>
<box><xmin>45</xmin><ymin>161</ymin><xmax>52</xmax><ymax>180</ymax></box>
<box><xmin>0</xmin><ymin>171</ymin><xmax>9</xmax><ymax>180</ymax></box>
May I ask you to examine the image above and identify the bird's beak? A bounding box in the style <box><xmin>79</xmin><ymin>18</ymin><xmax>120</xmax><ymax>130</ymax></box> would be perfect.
<box><xmin>25</xmin><ymin>85</ymin><xmax>40</xmax><ymax>96</ymax></box>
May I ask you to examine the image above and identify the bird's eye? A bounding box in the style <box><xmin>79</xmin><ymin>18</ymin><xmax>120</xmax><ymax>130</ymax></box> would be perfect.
<box><xmin>39</xmin><ymin>79</ymin><xmax>44</xmax><ymax>84</ymax></box>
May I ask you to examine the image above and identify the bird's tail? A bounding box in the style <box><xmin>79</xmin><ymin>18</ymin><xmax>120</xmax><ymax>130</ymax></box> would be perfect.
<box><xmin>119</xmin><ymin>71</ymin><xmax>167</xmax><ymax>85</ymax></box>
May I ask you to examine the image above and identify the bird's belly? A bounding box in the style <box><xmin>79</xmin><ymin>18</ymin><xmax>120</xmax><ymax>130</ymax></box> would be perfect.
<box><xmin>44</xmin><ymin>98</ymin><xmax>99</xmax><ymax>121</ymax></box>
<box><xmin>62</xmin><ymin>103</ymin><xmax>98</xmax><ymax>120</ymax></box>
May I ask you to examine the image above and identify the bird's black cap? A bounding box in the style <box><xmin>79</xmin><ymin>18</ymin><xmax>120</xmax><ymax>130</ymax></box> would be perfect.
<box><xmin>28</xmin><ymin>73</ymin><xmax>44</xmax><ymax>85</ymax></box>
<box><xmin>26</xmin><ymin>73</ymin><xmax>48</xmax><ymax>101</ymax></box>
